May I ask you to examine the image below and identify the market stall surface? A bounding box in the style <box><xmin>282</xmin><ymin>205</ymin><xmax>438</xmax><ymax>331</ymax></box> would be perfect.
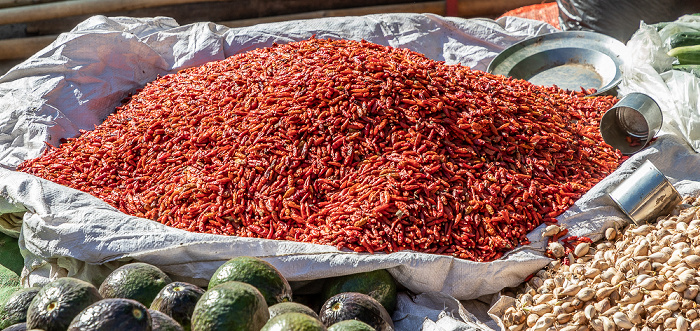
<box><xmin>9</xmin><ymin>7</ymin><xmax>700</xmax><ymax>331</ymax></box>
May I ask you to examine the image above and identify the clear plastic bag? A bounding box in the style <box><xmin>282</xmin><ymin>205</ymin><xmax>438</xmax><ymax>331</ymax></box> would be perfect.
<box><xmin>620</xmin><ymin>15</ymin><xmax>700</xmax><ymax>152</ymax></box>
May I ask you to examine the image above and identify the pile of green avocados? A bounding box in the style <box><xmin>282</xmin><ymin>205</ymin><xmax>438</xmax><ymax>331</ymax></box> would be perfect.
<box><xmin>0</xmin><ymin>256</ymin><xmax>398</xmax><ymax>331</ymax></box>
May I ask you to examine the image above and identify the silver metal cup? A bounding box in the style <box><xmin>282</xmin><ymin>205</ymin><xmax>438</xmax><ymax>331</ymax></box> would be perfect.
<box><xmin>599</xmin><ymin>92</ymin><xmax>663</xmax><ymax>155</ymax></box>
<box><xmin>608</xmin><ymin>160</ymin><xmax>681</xmax><ymax>225</ymax></box>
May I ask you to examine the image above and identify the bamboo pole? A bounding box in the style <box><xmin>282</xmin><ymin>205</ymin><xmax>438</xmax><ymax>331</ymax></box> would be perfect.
<box><xmin>214</xmin><ymin>0</ymin><xmax>550</xmax><ymax>29</ymax></box>
<box><xmin>0</xmin><ymin>0</ymin><xmax>228</xmax><ymax>25</ymax></box>
<box><xmin>219</xmin><ymin>2</ymin><xmax>446</xmax><ymax>28</ymax></box>
<box><xmin>0</xmin><ymin>0</ymin><xmax>65</xmax><ymax>10</ymax></box>
<box><xmin>0</xmin><ymin>0</ymin><xmax>552</xmax><ymax>61</ymax></box>
<box><xmin>0</xmin><ymin>1</ymin><xmax>447</xmax><ymax>61</ymax></box>
<box><xmin>0</xmin><ymin>35</ymin><xmax>56</xmax><ymax>60</ymax></box>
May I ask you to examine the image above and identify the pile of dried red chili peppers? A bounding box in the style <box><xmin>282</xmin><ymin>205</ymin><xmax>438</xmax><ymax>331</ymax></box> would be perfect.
<box><xmin>18</xmin><ymin>38</ymin><xmax>624</xmax><ymax>262</ymax></box>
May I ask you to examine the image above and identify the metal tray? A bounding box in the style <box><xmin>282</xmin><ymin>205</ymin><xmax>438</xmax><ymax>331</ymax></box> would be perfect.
<box><xmin>486</xmin><ymin>31</ymin><xmax>628</xmax><ymax>95</ymax></box>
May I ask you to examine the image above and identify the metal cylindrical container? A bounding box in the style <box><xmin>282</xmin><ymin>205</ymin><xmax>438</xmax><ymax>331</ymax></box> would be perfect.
<box><xmin>599</xmin><ymin>92</ymin><xmax>662</xmax><ymax>155</ymax></box>
<box><xmin>608</xmin><ymin>160</ymin><xmax>681</xmax><ymax>225</ymax></box>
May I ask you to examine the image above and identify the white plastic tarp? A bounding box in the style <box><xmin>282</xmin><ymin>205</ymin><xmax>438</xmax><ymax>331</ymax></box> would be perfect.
<box><xmin>2</xmin><ymin>13</ymin><xmax>699</xmax><ymax>331</ymax></box>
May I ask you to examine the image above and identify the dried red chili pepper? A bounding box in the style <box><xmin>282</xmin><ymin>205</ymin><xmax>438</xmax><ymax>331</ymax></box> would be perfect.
<box><xmin>18</xmin><ymin>37</ymin><xmax>625</xmax><ymax>262</ymax></box>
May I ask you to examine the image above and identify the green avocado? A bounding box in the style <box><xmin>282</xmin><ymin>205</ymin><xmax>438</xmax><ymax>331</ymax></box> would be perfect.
<box><xmin>2</xmin><ymin>322</ymin><xmax>28</xmax><ymax>331</ymax></box>
<box><xmin>149</xmin><ymin>309</ymin><xmax>184</xmax><ymax>331</ymax></box>
<box><xmin>67</xmin><ymin>298</ymin><xmax>150</xmax><ymax>331</ymax></box>
<box><xmin>150</xmin><ymin>282</ymin><xmax>204</xmax><ymax>331</ymax></box>
<box><xmin>319</xmin><ymin>292</ymin><xmax>393</xmax><ymax>331</ymax></box>
<box><xmin>322</xmin><ymin>269</ymin><xmax>397</xmax><ymax>313</ymax></box>
<box><xmin>26</xmin><ymin>277</ymin><xmax>102</xmax><ymax>331</ymax></box>
<box><xmin>190</xmin><ymin>281</ymin><xmax>269</xmax><ymax>331</ymax></box>
<box><xmin>261</xmin><ymin>312</ymin><xmax>326</xmax><ymax>331</ymax></box>
<box><xmin>0</xmin><ymin>287</ymin><xmax>41</xmax><ymax>329</ymax></box>
<box><xmin>268</xmin><ymin>302</ymin><xmax>319</xmax><ymax>320</ymax></box>
<box><xmin>98</xmin><ymin>262</ymin><xmax>172</xmax><ymax>307</ymax></box>
<box><xmin>327</xmin><ymin>319</ymin><xmax>376</xmax><ymax>331</ymax></box>
<box><xmin>208</xmin><ymin>256</ymin><xmax>291</xmax><ymax>306</ymax></box>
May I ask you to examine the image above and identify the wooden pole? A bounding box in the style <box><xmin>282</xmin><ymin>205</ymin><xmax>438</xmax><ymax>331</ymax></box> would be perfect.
<box><xmin>0</xmin><ymin>0</ymin><xmax>228</xmax><ymax>25</ymax></box>
<box><xmin>0</xmin><ymin>0</ymin><xmax>65</xmax><ymax>10</ymax></box>
<box><xmin>0</xmin><ymin>1</ymin><xmax>445</xmax><ymax>61</ymax></box>
<box><xmin>0</xmin><ymin>0</ymin><xmax>550</xmax><ymax>61</ymax></box>
<box><xmin>0</xmin><ymin>35</ymin><xmax>56</xmax><ymax>60</ymax></box>
<box><xmin>219</xmin><ymin>2</ymin><xmax>445</xmax><ymax>28</ymax></box>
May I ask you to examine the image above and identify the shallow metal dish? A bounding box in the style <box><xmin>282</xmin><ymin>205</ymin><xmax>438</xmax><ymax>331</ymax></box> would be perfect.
<box><xmin>486</xmin><ymin>31</ymin><xmax>628</xmax><ymax>95</ymax></box>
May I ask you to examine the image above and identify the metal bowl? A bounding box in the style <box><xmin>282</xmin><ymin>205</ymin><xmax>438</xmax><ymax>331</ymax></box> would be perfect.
<box><xmin>487</xmin><ymin>31</ymin><xmax>628</xmax><ymax>95</ymax></box>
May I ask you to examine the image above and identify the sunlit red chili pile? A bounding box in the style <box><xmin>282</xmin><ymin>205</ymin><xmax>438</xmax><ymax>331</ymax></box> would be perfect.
<box><xmin>18</xmin><ymin>37</ymin><xmax>624</xmax><ymax>262</ymax></box>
